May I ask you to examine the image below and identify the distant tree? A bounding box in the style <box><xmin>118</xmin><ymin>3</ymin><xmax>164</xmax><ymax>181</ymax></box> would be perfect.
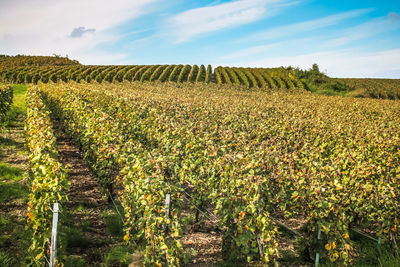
<box><xmin>311</xmin><ymin>63</ymin><xmax>320</xmax><ymax>73</ymax></box>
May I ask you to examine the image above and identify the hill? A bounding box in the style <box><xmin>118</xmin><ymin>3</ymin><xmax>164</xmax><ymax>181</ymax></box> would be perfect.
<box><xmin>0</xmin><ymin>55</ymin><xmax>80</xmax><ymax>68</ymax></box>
<box><xmin>0</xmin><ymin>55</ymin><xmax>399</xmax><ymax>100</ymax></box>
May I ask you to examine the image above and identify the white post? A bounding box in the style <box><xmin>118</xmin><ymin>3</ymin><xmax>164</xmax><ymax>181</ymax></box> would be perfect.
<box><xmin>50</xmin><ymin>203</ymin><xmax>59</xmax><ymax>267</ymax></box>
<box><xmin>165</xmin><ymin>194</ymin><xmax>171</xmax><ymax>217</ymax></box>
<box><xmin>163</xmin><ymin>194</ymin><xmax>171</xmax><ymax>232</ymax></box>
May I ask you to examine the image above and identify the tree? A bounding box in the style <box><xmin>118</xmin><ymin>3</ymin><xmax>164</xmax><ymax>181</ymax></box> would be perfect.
<box><xmin>311</xmin><ymin>63</ymin><xmax>320</xmax><ymax>73</ymax></box>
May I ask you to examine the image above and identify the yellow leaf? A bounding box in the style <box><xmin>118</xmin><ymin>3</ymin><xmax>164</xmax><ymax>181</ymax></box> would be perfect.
<box><xmin>325</xmin><ymin>243</ymin><xmax>331</xmax><ymax>250</ymax></box>
<box><xmin>35</xmin><ymin>251</ymin><xmax>44</xmax><ymax>261</ymax></box>
<box><xmin>123</xmin><ymin>234</ymin><xmax>129</xmax><ymax>241</ymax></box>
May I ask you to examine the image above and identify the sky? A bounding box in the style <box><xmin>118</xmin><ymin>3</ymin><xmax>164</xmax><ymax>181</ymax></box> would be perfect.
<box><xmin>1</xmin><ymin>0</ymin><xmax>400</xmax><ymax>78</ymax></box>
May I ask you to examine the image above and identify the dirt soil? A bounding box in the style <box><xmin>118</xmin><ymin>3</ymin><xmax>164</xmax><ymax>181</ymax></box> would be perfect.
<box><xmin>53</xmin><ymin>121</ymin><xmax>117</xmax><ymax>264</ymax></box>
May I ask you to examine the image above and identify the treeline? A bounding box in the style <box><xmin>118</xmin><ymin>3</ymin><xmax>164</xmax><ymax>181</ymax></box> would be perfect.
<box><xmin>293</xmin><ymin>64</ymin><xmax>400</xmax><ymax>100</ymax></box>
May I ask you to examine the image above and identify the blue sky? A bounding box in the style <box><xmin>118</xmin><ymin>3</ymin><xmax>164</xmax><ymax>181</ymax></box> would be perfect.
<box><xmin>1</xmin><ymin>0</ymin><xmax>400</xmax><ymax>77</ymax></box>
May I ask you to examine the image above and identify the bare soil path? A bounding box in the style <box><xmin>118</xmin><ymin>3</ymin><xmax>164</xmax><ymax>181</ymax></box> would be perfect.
<box><xmin>53</xmin><ymin>122</ymin><xmax>124</xmax><ymax>265</ymax></box>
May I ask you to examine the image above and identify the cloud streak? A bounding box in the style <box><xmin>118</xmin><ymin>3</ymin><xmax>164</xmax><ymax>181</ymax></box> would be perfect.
<box><xmin>323</xmin><ymin>12</ymin><xmax>400</xmax><ymax>47</ymax></box>
<box><xmin>246</xmin><ymin>8</ymin><xmax>373</xmax><ymax>42</ymax></box>
<box><xmin>219</xmin><ymin>37</ymin><xmax>314</xmax><ymax>60</ymax></box>
<box><xmin>237</xmin><ymin>49</ymin><xmax>400</xmax><ymax>78</ymax></box>
<box><xmin>220</xmin><ymin>9</ymin><xmax>399</xmax><ymax>62</ymax></box>
<box><xmin>168</xmin><ymin>0</ymin><xmax>293</xmax><ymax>43</ymax></box>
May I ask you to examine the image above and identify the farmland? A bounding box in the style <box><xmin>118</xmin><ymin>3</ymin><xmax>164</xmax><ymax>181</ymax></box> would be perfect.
<box><xmin>0</xmin><ymin>55</ymin><xmax>400</xmax><ymax>266</ymax></box>
<box><xmin>1</xmin><ymin>55</ymin><xmax>400</xmax><ymax>100</ymax></box>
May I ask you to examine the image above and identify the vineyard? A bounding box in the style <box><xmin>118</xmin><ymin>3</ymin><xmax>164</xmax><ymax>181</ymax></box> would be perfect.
<box><xmin>0</xmin><ymin>54</ymin><xmax>400</xmax><ymax>266</ymax></box>
<box><xmin>5</xmin><ymin>80</ymin><xmax>396</xmax><ymax>266</ymax></box>
<box><xmin>0</xmin><ymin>55</ymin><xmax>79</xmax><ymax>68</ymax></box>
<box><xmin>0</xmin><ymin>63</ymin><xmax>308</xmax><ymax>92</ymax></box>
<box><xmin>1</xmin><ymin>56</ymin><xmax>400</xmax><ymax>100</ymax></box>
<box><xmin>0</xmin><ymin>85</ymin><xmax>13</xmax><ymax>120</ymax></box>
<box><xmin>338</xmin><ymin>78</ymin><xmax>400</xmax><ymax>99</ymax></box>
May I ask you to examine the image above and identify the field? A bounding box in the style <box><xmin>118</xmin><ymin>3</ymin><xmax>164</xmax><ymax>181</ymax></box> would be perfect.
<box><xmin>338</xmin><ymin>78</ymin><xmax>400</xmax><ymax>99</ymax></box>
<box><xmin>0</xmin><ymin>55</ymin><xmax>399</xmax><ymax>266</ymax></box>
<box><xmin>1</xmin><ymin>55</ymin><xmax>400</xmax><ymax>100</ymax></box>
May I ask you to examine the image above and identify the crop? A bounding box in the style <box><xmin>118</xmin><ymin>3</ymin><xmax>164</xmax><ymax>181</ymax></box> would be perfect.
<box><xmin>36</xmin><ymin>81</ymin><xmax>399</xmax><ymax>265</ymax></box>
<box><xmin>339</xmin><ymin>78</ymin><xmax>400</xmax><ymax>99</ymax></box>
<box><xmin>187</xmin><ymin>65</ymin><xmax>199</xmax><ymax>82</ymax></box>
<box><xmin>25</xmin><ymin>85</ymin><xmax>69</xmax><ymax>265</ymax></box>
<box><xmin>4</xmin><ymin>61</ymin><xmax>398</xmax><ymax>101</ymax></box>
<box><xmin>0</xmin><ymin>85</ymin><xmax>13</xmax><ymax>119</ymax></box>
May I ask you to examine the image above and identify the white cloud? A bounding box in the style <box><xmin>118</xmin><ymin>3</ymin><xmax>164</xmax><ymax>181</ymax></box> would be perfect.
<box><xmin>236</xmin><ymin>49</ymin><xmax>400</xmax><ymax>78</ymax></box>
<box><xmin>246</xmin><ymin>8</ymin><xmax>373</xmax><ymax>42</ymax></box>
<box><xmin>323</xmin><ymin>12</ymin><xmax>400</xmax><ymax>48</ymax></box>
<box><xmin>168</xmin><ymin>0</ymin><xmax>292</xmax><ymax>43</ymax></box>
<box><xmin>218</xmin><ymin>9</ymin><xmax>374</xmax><ymax>61</ymax></box>
<box><xmin>219</xmin><ymin>37</ymin><xmax>313</xmax><ymax>60</ymax></box>
<box><xmin>0</xmin><ymin>0</ymin><xmax>157</xmax><ymax>64</ymax></box>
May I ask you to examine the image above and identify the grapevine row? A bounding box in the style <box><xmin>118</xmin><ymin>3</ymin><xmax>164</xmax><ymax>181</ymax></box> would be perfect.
<box><xmin>0</xmin><ymin>84</ymin><xmax>13</xmax><ymax>119</ymax></box>
<box><xmin>25</xmin><ymin>85</ymin><xmax>69</xmax><ymax>265</ymax></box>
<box><xmin>40</xmin><ymin>83</ymin><xmax>184</xmax><ymax>265</ymax></box>
<box><xmin>0</xmin><ymin>65</ymin><xmax>306</xmax><ymax>91</ymax></box>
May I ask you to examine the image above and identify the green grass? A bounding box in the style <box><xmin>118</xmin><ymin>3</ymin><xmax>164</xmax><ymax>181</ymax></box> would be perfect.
<box><xmin>0</xmin><ymin>162</ymin><xmax>24</xmax><ymax>180</ymax></box>
<box><xmin>0</xmin><ymin>84</ymin><xmax>26</xmax><ymax>128</ymax></box>
<box><xmin>104</xmin><ymin>211</ymin><xmax>124</xmax><ymax>237</ymax></box>
<box><xmin>0</xmin><ymin>136</ymin><xmax>22</xmax><ymax>147</ymax></box>
<box><xmin>0</xmin><ymin>84</ymin><xmax>29</xmax><ymax>266</ymax></box>
<box><xmin>0</xmin><ymin>84</ymin><xmax>28</xmax><ymax>202</ymax></box>
<box><xmin>104</xmin><ymin>246</ymin><xmax>134</xmax><ymax>267</ymax></box>
<box><xmin>64</xmin><ymin>255</ymin><xmax>88</xmax><ymax>267</ymax></box>
<box><xmin>0</xmin><ymin>250</ymin><xmax>18</xmax><ymax>267</ymax></box>
<box><xmin>62</xmin><ymin>226</ymin><xmax>90</xmax><ymax>249</ymax></box>
<box><xmin>350</xmin><ymin>231</ymin><xmax>400</xmax><ymax>267</ymax></box>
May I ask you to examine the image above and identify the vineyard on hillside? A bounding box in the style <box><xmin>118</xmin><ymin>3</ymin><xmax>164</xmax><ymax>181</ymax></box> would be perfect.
<box><xmin>1</xmin><ymin>54</ymin><xmax>400</xmax><ymax>265</ymax></box>
<box><xmin>0</xmin><ymin>64</ymin><xmax>306</xmax><ymax>91</ymax></box>
<box><xmin>0</xmin><ymin>55</ymin><xmax>79</xmax><ymax>68</ymax></box>
<box><xmin>338</xmin><ymin>78</ymin><xmax>400</xmax><ymax>99</ymax></box>
<box><xmin>19</xmin><ymin>81</ymin><xmax>399</xmax><ymax>266</ymax></box>
<box><xmin>1</xmin><ymin>55</ymin><xmax>400</xmax><ymax>100</ymax></box>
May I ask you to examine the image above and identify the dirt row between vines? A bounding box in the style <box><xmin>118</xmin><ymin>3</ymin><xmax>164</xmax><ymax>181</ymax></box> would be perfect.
<box><xmin>53</xmin><ymin>122</ymin><xmax>120</xmax><ymax>265</ymax></box>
